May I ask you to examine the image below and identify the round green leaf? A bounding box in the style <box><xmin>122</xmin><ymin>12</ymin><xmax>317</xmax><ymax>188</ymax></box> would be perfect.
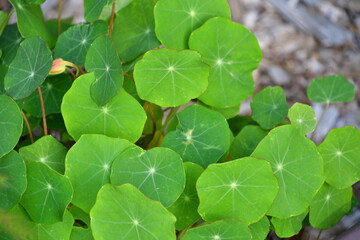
<box><xmin>61</xmin><ymin>73</ymin><xmax>146</xmax><ymax>142</ymax></box>
<box><xmin>20</xmin><ymin>161</ymin><xmax>73</xmax><ymax>224</ymax></box>
<box><xmin>90</xmin><ymin>184</ymin><xmax>176</xmax><ymax>240</ymax></box>
<box><xmin>0</xmin><ymin>95</ymin><xmax>23</xmax><ymax>157</ymax></box>
<box><xmin>317</xmin><ymin>126</ymin><xmax>360</xmax><ymax>189</ymax></box>
<box><xmin>167</xmin><ymin>162</ymin><xmax>203</xmax><ymax>230</ymax></box>
<box><xmin>65</xmin><ymin>134</ymin><xmax>134</xmax><ymax>213</ymax></box>
<box><xmin>0</xmin><ymin>23</ymin><xmax>23</xmax><ymax>65</ymax></box>
<box><xmin>306</xmin><ymin>75</ymin><xmax>355</xmax><ymax>103</ymax></box>
<box><xmin>189</xmin><ymin>17</ymin><xmax>262</xmax><ymax>108</ymax></box>
<box><xmin>85</xmin><ymin>35</ymin><xmax>123</xmax><ymax>106</ymax></box>
<box><xmin>288</xmin><ymin>103</ymin><xmax>316</xmax><ymax>135</ymax></box>
<box><xmin>4</xmin><ymin>36</ymin><xmax>53</xmax><ymax>100</ymax></box>
<box><xmin>84</xmin><ymin>0</ymin><xmax>113</xmax><ymax>22</ymax></box>
<box><xmin>248</xmin><ymin>217</ymin><xmax>270</xmax><ymax>240</ymax></box>
<box><xmin>197</xmin><ymin>157</ymin><xmax>278</xmax><ymax>224</ymax></box>
<box><xmin>111</xmin><ymin>146</ymin><xmax>185</xmax><ymax>207</ymax></box>
<box><xmin>309</xmin><ymin>183</ymin><xmax>352</xmax><ymax>229</ymax></box>
<box><xmin>183</xmin><ymin>220</ymin><xmax>251</xmax><ymax>240</ymax></box>
<box><xmin>154</xmin><ymin>0</ymin><xmax>231</xmax><ymax>49</ymax></box>
<box><xmin>162</xmin><ymin>104</ymin><xmax>231</xmax><ymax>168</ymax></box>
<box><xmin>54</xmin><ymin>21</ymin><xmax>108</xmax><ymax>66</ymax></box>
<box><xmin>250</xmin><ymin>86</ymin><xmax>288</xmax><ymax>129</ymax></box>
<box><xmin>271</xmin><ymin>211</ymin><xmax>308</xmax><ymax>238</ymax></box>
<box><xmin>133</xmin><ymin>48</ymin><xmax>209</xmax><ymax>107</ymax></box>
<box><xmin>0</xmin><ymin>151</ymin><xmax>26</xmax><ymax>210</ymax></box>
<box><xmin>200</xmin><ymin>101</ymin><xmax>240</xmax><ymax>119</ymax></box>
<box><xmin>19</xmin><ymin>135</ymin><xmax>67</xmax><ymax>174</ymax></box>
<box><xmin>112</xmin><ymin>0</ymin><xmax>160</xmax><ymax>62</ymax></box>
<box><xmin>251</xmin><ymin>125</ymin><xmax>324</xmax><ymax>218</ymax></box>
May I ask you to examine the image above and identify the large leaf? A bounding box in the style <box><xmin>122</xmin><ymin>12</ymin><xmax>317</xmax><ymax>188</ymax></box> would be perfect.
<box><xmin>154</xmin><ymin>0</ymin><xmax>231</xmax><ymax>49</ymax></box>
<box><xmin>248</xmin><ymin>217</ymin><xmax>270</xmax><ymax>240</ymax></box>
<box><xmin>61</xmin><ymin>73</ymin><xmax>147</xmax><ymax>142</ymax></box>
<box><xmin>133</xmin><ymin>48</ymin><xmax>209</xmax><ymax>107</ymax></box>
<box><xmin>252</xmin><ymin>125</ymin><xmax>324</xmax><ymax>218</ymax></box>
<box><xmin>189</xmin><ymin>17</ymin><xmax>262</xmax><ymax>108</ymax></box>
<box><xmin>4</xmin><ymin>37</ymin><xmax>52</xmax><ymax>100</ymax></box>
<box><xmin>197</xmin><ymin>157</ymin><xmax>278</xmax><ymax>224</ymax></box>
<box><xmin>85</xmin><ymin>35</ymin><xmax>123</xmax><ymax>106</ymax></box>
<box><xmin>317</xmin><ymin>126</ymin><xmax>360</xmax><ymax>189</ymax></box>
<box><xmin>162</xmin><ymin>104</ymin><xmax>231</xmax><ymax>168</ymax></box>
<box><xmin>271</xmin><ymin>211</ymin><xmax>308</xmax><ymax>238</ymax></box>
<box><xmin>65</xmin><ymin>134</ymin><xmax>134</xmax><ymax>213</ymax></box>
<box><xmin>90</xmin><ymin>184</ymin><xmax>176</xmax><ymax>239</ymax></box>
<box><xmin>0</xmin><ymin>24</ymin><xmax>23</xmax><ymax>65</ymax></box>
<box><xmin>84</xmin><ymin>0</ymin><xmax>113</xmax><ymax>22</ymax></box>
<box><xmin>111</xmin><ymin>147</ymin><xmax>185</xmax><ymax>207</ymax></box>
<box><xmin>288</xmin><ymin>103</ymin><xmax>316</xmax><ymax>135</ymax></box>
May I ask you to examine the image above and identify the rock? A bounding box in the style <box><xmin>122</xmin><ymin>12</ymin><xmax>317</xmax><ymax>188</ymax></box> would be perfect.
<box><xmin>267</xmin><ymin>65</ymin><xmax>291</xmax><ymax>84</ymax></box>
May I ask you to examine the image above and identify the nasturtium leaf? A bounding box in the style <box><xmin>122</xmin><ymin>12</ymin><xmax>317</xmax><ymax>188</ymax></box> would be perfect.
<box><xmin>69</xmin><ymin>205</ymin><xmax>91</xmax><ymax>227</ymax></box>
<box><xmin>0</xmin><ymin>11</ymin><xmax>9</xmax><ymax>35</ymax></box>
<box><xmin>70</xmin><ymin>227</ymin><xmax>94</xmax><ymax>240</ymax></box>
<box><xmin>99</xmin><ymin>0</ymin><xmax>133</xmax><ymax>20</ymax></box>
<box><xmin>21</xmin><ymin>74</ymin><xmax>72</xmax><ymax>117</ymax></box>
<box><xmin>200</xmin><ymin>101</ymin><xmax>240</xmax><ymax>119</ymax></box>
<box><xmin>25</xmin><ymin>0</ymin><xmax>46</xmax><ymax>4</ymax></box>
<box><xmin>111</xmin><ymin>146</ymin><xmax>185</xmax><ymax>207</ymax></box>
<box><xmin>112</xmin><ymin>0</ymin><xmax>160</xmax><ymax>62</ymax></box>
<box><xmin>154</xmin><ymin>0</ymin><xmax>231</xmax><ymax>49</ymax></box>
<box><xmin>189</xmin><ymin>17</ymin><xmax>261</xmax><ymax>108</ymax></box>
<box><xmin>134</xmin><ymin>48</ymin><xmax>209</xmax><ymax>107</ymax></box>
<box><xmin>9</xmin><ymin>0</ymin><xmax>55</xmax><ymax>47</ymax></box>
<box><xmin>0</xmin><ymin>95</ymin><xmax>23</xmax><ymax>158</ymax></box>
<box><xmin>61</xmin><ymin>73</ymin><xmax>146</xmax><ymax>142</ymax></box>
<box><xmin>306</xmin><ymin>75</ymin><xmax>355</xmax><ymax>103</ymax></box>
<box><xmin>162</xmin><ymin>104</ymin><xmax>231</xmax><ymax>168</ymax></box>
<box><xmin>85</xmin><ymin>35</ymin><xmax>123</xmax><ymax>106</ymax></box>
<box><xmin>230</xmin><ymin>125</ymin><xmax>268</xmax><ymax>159</ymax></box>
<box><xmin>227</xmin><ymin>115</ymin><xmax>256</xmax><ymax>136</ymax></box>
<box><xmin>20</xmin><ymin>161</ymin><xmax>73</xmax><ymax>224</ymax></box>
<box><xmin>183</xmin><ymin>220</ymin><xmax>251</xmax><ymax>240</ymax></box>
<box><xmin>4</xmin><ymin>37</ymin><xmax>53</xmax><ymax>100</ymax></box>
<box><xmin>46</xmin><ymin>18</ymin><xmax>73</xmax><ymax>38</ymax></box>
<box><xmin>0</xmin><ymin>24</ymin><xmax>23</xmax><ymax>65</ymax></box>
<box><xmin>65</xmin><ymin>134</ymin><xmax>134</xmax><ymax>213</ymax></box>
<box><xmin>250</xmin><ymin>86</ymin><xmax>288</xmax><ymax>129</ymax></box>
<box><xmin>54</xmin><ymin>21</ymin><xmax>108</xmax><ymax>66</ymax></box>
<box><xmin>249</xmin><ymin>216</ymin><xmax>270</xmax><ymax>240</ymax></box>
<box><xmin>251</xmin><ymin>125</ymin><xmax>324</xmax><ymax>218</ymax></box>
<box><xmin>123</xmin><ymin>73</ymin><xmax>143</xmax><ymax>104</ymax></box>
<box><xmin>167</xmin><ymin>162</ymin><xmax>203</xmax><ymax>230</ymax></box>
<box><xmin>122</xmin><ymin>54</ymin><xmax>143</xmax><ymax>72</ymax></box>
<box><xmin>84</xmin><ymin>0</ymin><xmax>113</xmax><ymax>22</ymax></box>
<box><xmin>309</xmin><ymin>183</ymin><xmax>352</xmax><ymax>229</ymax></box>
<box><xmin>288</xmin><ymin>103</ymin><xmax>316</xmax><ymax>135</ymax></box>
<box><xmin>317</xmin><ymin>126</ymin><xmax>360</xmax><ymax>189</ymax></box>
<box><xmin>271</xmin><ymin>211</ymin><xmax>308</xmax><ymax>238</ymax></box>
<box><xmin>0</xmin><ymin>151</ymin><xmax>26</xmax><ymax>210</ymax></box>
<box><xmin>197</xmin><ymin>157</ymin><xmax>278</xmax><ymax>224</ymax></box>
<box><xmin>90</xmin><ymin>184</ymin><xmax>177</xmax><ymax>240</ymax></box>
<box><xmin>19</xmin><ymin>135</ymin><xmax>67</xmax><ymax>174</ymax></box>
<box><xmin>0</xmin><ymin>66</ymin><xmax>6</xmax><ymax>95</ymax></box>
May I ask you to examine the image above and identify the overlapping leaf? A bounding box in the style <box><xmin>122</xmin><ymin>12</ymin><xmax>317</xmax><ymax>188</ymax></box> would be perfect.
<box><xmin>248</xmin><ymin>217</ymin><xmax>270</xmax><ymax>240</ymax></box>
<box><xmin>288</xmin><ymin>103</ymin><xmax>316</xmax><ymax>135</ymax></box>
<box><xmin>271</xmin><ymin>211</ymin><xmax>308</xmax><ymax>238</ymax></box>
<box><xmin>0</xmin><ymin>24</ymin><xmax>23</xmax><ymax>65</ymax></box>
<box><xmin>84</xmin><ymin>0</ymin><xmax>113</xmax><ymax>22</ymax></box>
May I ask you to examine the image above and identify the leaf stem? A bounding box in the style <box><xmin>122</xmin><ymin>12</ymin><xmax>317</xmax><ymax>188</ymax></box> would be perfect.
<box><xmin>37</xmin><ymin>86</ymin><xmax>48</xmax><ymax>136</ymax></box>
<box><xmin>123</xmin><ymin>71</ymin><xmax>134</xmax><ymax>81</ymax></box>
<box><xmin>57</xmin><ymin>0</ymin><xmax>63</xmax><ymax>36</ymax></box>
<box><xmin>21</xmin><ymin>111</ymin><xmax>34</xmax><ymax>143</ymax></box>
<box><xmin>147</xmin><ymin>102</ymin><xmax>157</xmax><ymax>141</ymax></box>
<box><xmin>162</xmin><ymin>106</ymin><xmax>179</xmax><ymax>133</ymax></box>
<box><xmin>316</xmin><ymin>230</ymin><xmax>322</xmax><ymax>240</ymax></box>
<box><xmin>310</xmin><ymin>102</ymin><xmax>330</xmax><ymax>140</ymax></box>
<box><xmin>108</xmin><ymin>2</ymin><xmax>116</xmax><ymax>37</ymax></box>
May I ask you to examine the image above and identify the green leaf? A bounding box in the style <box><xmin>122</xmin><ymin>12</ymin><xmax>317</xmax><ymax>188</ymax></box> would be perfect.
<box><xmin>248</xmin><ymin>217</ymin><xmax>270</xmax><ymax>240</ymax></box>
<box><xmin>21</xmin><ymin>74</ymin><xmax>72</xmax><ymax>117</ymax></box>
<box><xmin>99</xmin><ymin>0</ymin><xmax>133</xmax><ymax>20</ymax></box>
<box><xmin>61</xmin><ymin>73</ymin><xmax>147</xmax><ymax>142</ymax></box>
<box><xmin>230</xmin><ymin>125</ymin><xmax>268</xmax><ymax>159</ymax></box>
<box><xmin>205</xmin><ymin>104</ymin><xmax>240</xmax><ymax>119</ymax></box>
<box><xmin>0</xmin><ymin>151</ymin><xmax>27</xmax><ymax>210</ymax></box>
<box><xmin>309</xmin><ymin>183</ymin><xmax>352</xmax><ymax>229</ymax></box>
<box><xmin>123</xmin><ymin>72</ymin><xmax>143</xmax><ymax>104</ymax></box>
<box><xmin>69</xmin><ymin>205</ymin><xmax>90</xmax><ymax>226</ymax></box>
<box><xmin>25</xmin><ymin>0</ymin><xmax>46</xmax><ymax>4</ymax></box>
<box><xmin>0</xmin><ymin>95</ymin><xmax>23</xmax><ymax>158</ymax></box>
<box><xmin>134</xmin><ymin>48</ymin><xmax>210</xmax><ymax>107</ymax></box>
<box><xmin>4</xmin><ymin>36</ymin><xmax>52</xmax><ymax>100</ymax></box>
<box><xmin>45</xmin><ymin>17</ymin><xmax>73</xmax><ymax>38</ymax></box>
<box><xmin>20</xmin><ymin>161</ymin><xmax>73</xmax><ymax>224</ymax></box>
<box><xmin>162</xmin><ymin>104</ymin><xmax>231</xmax><ymax>168</ymax></box>
<box><xmin>250</xmin><ymin>86</ymin><xmax>288</xmax><ymax>129</ymax></box>
<box><xmin>90</xmin><ymin>184</ymin><xmax>177</xmax><ymax>239</ymax></box>
<box><xmin>251</xmin><ymin>125</ymin><xmax>324</xmax><ymax>218</ymax></box>
<box><xmin>0</xmin><ymin>66</ymin><xmax>6</xmax><ymax>95</ymax></box>
<box><xmin>167</xmin><ymin>162</ymin><xmax>203</xmax><ymax>230</ymax></box>
<box><xmin>288</xmin><ymin>103</ymin><xmax>316</xmax><ymax>135</ymax></box>
<box><xmin>197</xmin><ymin>157</ymin><xmax>278</xmax><ymax>224</ymax></box>
<box><xmin>112</xmin><ymin>0</ymin><xmax>160</xmax><ymax>62</ymax></box>
<box><xmin>317</xmin><ymin>126</ymin><xmax>360</xmax><ymax>189</ymax></box>
<box><xmin>271</xmin><ymin>211</ymin><xmax>308</xmax><ymax>238</ymax></box>
<box><xmin>65</xmin><ymin>134</ymin><xmax>134</xmax><ymax>213</ymax></box>
<box><xmin>0</xmin><ymin>24</ymin><xmax>23</xmax><ymax>66</ymax></box>
<box><xmin>307</xmin><ymin>75</ymin><xmax>355</xmax><ymax>103</ymax></box>
<box><xmin>19</xmin><ymin>135</ymin><xmax>67</xmax><ymax>174</ymax></box>
<box><xmin>84</xmin><ymin>0</ymin><xmax>113</xmax><ymax>22</ymax></box>
<box><xmin>154</xmin><ymin>0</ymin><xmax>231</xmax><ymax>49</ymax></box>
<box><xmin>85</xmin><ymin>35</ymin><xmax>123</xmax><ymax>106</ymax></box>
<box><xmin>0</xmin><ymin>11</ymin><xmax>9</xmax><ymax>35</ymax></box>
<box><xmin>54</xmin><ymin>21</ymin><xmax>108</xmax><ymax>66</ymax></box>
<box><xmin>111</xmin><ymin>146</ymin><xmax>185</xmax><ymax>207</ymax></box>
<box><xmin>189</xmin><ymin>17</ymin><xmax>262</xmax><ymax>108</ymax></box>
<box><xmin>70</xmin><ymin>227</ymin><xmax>94</xmax><ymax>240</ymax></box>
<box><xmin>183</xmin><ymin>219</ymin><xmax>251</xmax><ymax>240</ymax></box>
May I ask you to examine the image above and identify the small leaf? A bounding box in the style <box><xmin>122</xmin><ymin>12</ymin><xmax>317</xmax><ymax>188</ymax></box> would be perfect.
<box><xmin>248</xmin><ymin>217</ymin><xmax>270</xmax><ymax>240</ymax></box>
<box><xmin>90</xmin><ymin>184</ymin><xmax>176</xmax><ymax>239</ymax></box>
<box><xmin>0</xmin><ymin>10</ymin><xmax>9</xmax><ymax>35</ymax></box>
<box><xmin>288</xmin><ymin>103</ymin><xmax>316</xmax><ymax>135</ymax></box>
<box><xmin>271</xmin><ymin>211</ymin><xmax>308</xmax><ymax>238</ymax></box>
<box><xmin>0</xmin><ymin>23</ymin><xmax>23</xmax><ymax>65</ymax></box>
<box><xmin>84</xmin><ymin>0</ymin><xmax>113</xmax><ymax>22</ymax></box>
<box><xmin>307</xmin><ymin>75</ymin><xmax>355</xmax><ymax>103</ymax></box>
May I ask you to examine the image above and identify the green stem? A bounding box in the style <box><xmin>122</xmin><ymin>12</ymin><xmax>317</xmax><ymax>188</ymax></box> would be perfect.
<box><xmin>37</xmin><ymin>86</ymin><xmax>48</xmax><ymax>136</ymax></box>
<box><xmin>316</xmin><ymin>230</ymin><xmax>322</xmax><ymax>240</ymax></box>
<box><xmin>162</xmin><ymin>106</ymin><xmax>179</xmax><ymax>133</ymax></box>
<box><xmin>21</xmin><ymin>111</ymin><xmax>34</xmax><ymax>143</ymax></box>
<box><xmin>147</xmin><ymin>102</ymin><xmax>157</xmax><ymax>141</ymax></box>
<box><xmin>310</xmin><ymin>102</ymin><xmax>330</xmax><ymax>140</ymax></box>
<box><xmin>57</xmin><ymin>0</ymin><xmax>63</xmax><ymax>36</ymax></box>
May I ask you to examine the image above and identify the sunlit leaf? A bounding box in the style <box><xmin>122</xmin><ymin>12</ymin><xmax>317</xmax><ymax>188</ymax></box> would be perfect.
<box><xmin>248</xmin><ymin>216</ymin><xmax>270</xmax><ymax>240</ymax></box>
<box><xmin>271</xmin><ymin>211</ymin><xmax>308</xmax><ymax>238</ymax></box>
<box><xmin>84</xmin><ymin>0</ymin><xmax>113</xmax><ymax>22</ymax></box>
<box><xmin>288</xmin><ymin>103</ymin><xmax>316</xmax><ymax>135</ymax></box>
